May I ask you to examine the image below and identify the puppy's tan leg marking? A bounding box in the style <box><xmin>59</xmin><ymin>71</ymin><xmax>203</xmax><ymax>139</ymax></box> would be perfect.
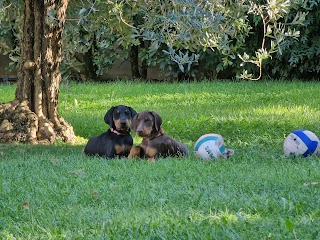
<box><xmin>146</xmin><ymin>147</ymin><xmax>157</xmax><ymax>163</ymax></box>
<box><xmin>128</xmin><ymin>146</ymin><xmax>142</xmax><ymax>159</ymax></box>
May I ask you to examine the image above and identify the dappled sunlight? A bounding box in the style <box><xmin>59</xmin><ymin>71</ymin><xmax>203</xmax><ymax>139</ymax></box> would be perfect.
<box><xmin>74</xmin><ymin>136</ymin><xmax>88</xmax><ymax>145</ymax></box>
<box><xmin>130</xmin><ymin>92</ymin><xmax>248</xmax><ymax>108</ymax></box>
<box><xmin>252</xmin><ymin>104</ymin><xmax>319</xmax><ymax>117</ymax></box>
<box><xmin>188</xmin><ymin>209</ymin><xmax>261</xmax><ymax>224</ymax></box>
<box><xmin>56</xmin><ymin>82</ymin><xmax>320</xmax><ymax>142</ymax></box>
<box><xmin>4</xmin><ymin>82</ymin><xmax>317</xmax><ymax>149</ymax></box>
<box><xmin>87</xmin><ymin>207</ymin><xmax>263</xmax><ymax>230</ymax></box>
<box><xmin>0</xmin><ymin>208</ymin><xmax>260</xmax><ymax>238</ymax></box>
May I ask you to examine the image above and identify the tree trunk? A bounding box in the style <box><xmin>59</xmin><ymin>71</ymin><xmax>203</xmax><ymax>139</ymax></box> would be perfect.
<box><xmin>0</xmin><ymin>0</ymin><xmax>75</xmax><ymax>144</ymax></box>
<box><xmin>76</xmin><ymin>28</ymin><xmax>98</xmax><ymax>81</ymax></box>
<box><xmin>130</xmin><ymin>12</ymin><xmax>147</xmax><ymax>79</ymax></box>
<box><xmin>82</xmin><ymin>33</ymin><xmax>99</xmax><ymax>81</ymax></box>
<box><xmin>130</xmin><ymin>44</ymin><xmax>140</xmax><ymax>79</ymax></box>
<box><xmin>140</xmin><ymin>40</ymin><xmax>148</xmax><ymax>79</ymax></box>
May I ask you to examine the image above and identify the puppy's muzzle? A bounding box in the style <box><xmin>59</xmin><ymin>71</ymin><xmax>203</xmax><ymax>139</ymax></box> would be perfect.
<box><xmin>136</xmin><ymin>130</ymin><xmax>152</xmax><ymax>138</ymax></box>
<box><xmin>119</xmin><ymin>120</ymin><xmax>130</xmax><ymax>131</ymax></box>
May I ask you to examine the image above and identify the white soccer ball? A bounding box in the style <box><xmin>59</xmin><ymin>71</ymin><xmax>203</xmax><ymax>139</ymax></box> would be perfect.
<box><xmin>194</xmin><ymin>133</ymin><xmax>233</xmax><ymax>160</ymax></box>
<box><xmin>283</xmin><ymin>130</ymin><xmax>320</xmax><ymax>157</ymax></box>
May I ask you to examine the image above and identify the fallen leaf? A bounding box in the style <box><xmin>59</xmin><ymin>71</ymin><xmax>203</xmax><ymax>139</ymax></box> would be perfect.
<box><xmin>304</xmin><ymin>182</ymin><xmax>318</xmax><ymax>187</ymax></box>
<box><xmin>50</xmin><ymin>157</ymin><xmax>60</xmax><ymax>165</ymax></box>
<box><xmin>69</xmin><ymin>168</ymin><xmax>85</xmax><ymax>175</ymax></box>
<box><xmin>91</xmin><ymin>191</ymin><xmax>99</xmax><ymax>199</ymax></box>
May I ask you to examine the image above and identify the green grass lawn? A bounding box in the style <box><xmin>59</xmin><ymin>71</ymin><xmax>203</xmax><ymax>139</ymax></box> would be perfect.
<box><xmin>1</xmin><ymin>80</ymin><xmax>320</xmax><ymax>239</ymax></box>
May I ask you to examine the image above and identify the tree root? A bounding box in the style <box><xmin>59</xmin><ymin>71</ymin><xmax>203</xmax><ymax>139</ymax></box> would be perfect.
<box><xmin>0</xmin><ymin>100</ymin><xmax>75</xmax><ymax>144</ymax></box>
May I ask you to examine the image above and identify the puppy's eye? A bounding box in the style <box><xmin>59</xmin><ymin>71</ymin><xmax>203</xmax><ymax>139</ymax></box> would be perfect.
<box><xmin>125</xmin><ymin>110</ymin><xmax>130</xmax><ymax>115</ymax></box>
<box><xmin>114</xmin><ymin>111</ymin><xmax>120</xmax><ymax>115</ymax></box>
<box><xmin>145</xmin><ymin>118</ymin><xmax>151</xmax><ymax>122</ymax></box>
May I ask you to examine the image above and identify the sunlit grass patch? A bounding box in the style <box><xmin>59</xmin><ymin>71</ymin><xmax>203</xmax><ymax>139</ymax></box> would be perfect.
<box><xmin>188</xmin><ymin>209</ymin><xmax>262</xmax><ymax>224</ymax></box>
<box><xmin>1</xmin><ymin>80</ymin><xmax>320</xmax><ymax>239</ymax></box>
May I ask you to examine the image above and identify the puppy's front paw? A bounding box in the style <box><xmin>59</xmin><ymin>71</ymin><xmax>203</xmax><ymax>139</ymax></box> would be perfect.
<box><xmin>128</xmin><ymin>146</ymin><xmax>141</xmax><ymax>159</ymax></box>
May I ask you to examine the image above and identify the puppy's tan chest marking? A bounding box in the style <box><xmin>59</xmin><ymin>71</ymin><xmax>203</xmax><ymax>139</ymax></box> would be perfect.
<box><xmin>114</xmin><ymin>144</ymin><xmax>131</xmax><ymax>154</ymax></box>
<box><xmin>143</xmin><ymin>146</ymin><xmax>157</xmax><ymax>163</ymax></box>
<box><xmin>145</xmin><ymin>147</ymin><xmax>157</xmax><ymax>158</ymax></box>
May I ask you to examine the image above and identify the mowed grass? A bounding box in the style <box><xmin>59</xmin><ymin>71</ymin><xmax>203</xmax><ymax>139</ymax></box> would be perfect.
<box><xmin>0</xmin><ymin>80</ymin><xmax>320</xmax><ymax>239</ymax></box>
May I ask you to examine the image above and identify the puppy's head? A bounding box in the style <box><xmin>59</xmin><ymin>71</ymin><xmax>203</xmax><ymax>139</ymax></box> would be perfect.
<box><xmin>104</xmin><ymin>105</ymin><xmax>137</xmax><ymax>132</ymax></box>
<box><xmin>132</xmin><ymin>111</ymin><xmax>162</xmax><ymax>138</ymax></box>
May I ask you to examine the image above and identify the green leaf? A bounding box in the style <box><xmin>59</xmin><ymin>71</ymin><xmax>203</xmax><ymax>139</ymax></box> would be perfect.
<box><xmin>285</xmin><ymin>219</ymin><xmax>295</xmax><ymax>231</ymax></box>
<box><xmin>79</xmin><ymin>8</ymin><xmax>88</xmax><ymax>16</ymax></box>
<box><xmin>178</xmin><ymin>64</ymin><xmax>185</xmax><ymax>72</ymax></box>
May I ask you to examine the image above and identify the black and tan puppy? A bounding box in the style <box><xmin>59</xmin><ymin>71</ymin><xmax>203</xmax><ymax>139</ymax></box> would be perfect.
<box><xmin>84</xmin><ymin>105</ymin><xmax>137</xmax><ymax>158</ymax></box>
<box><xmin>128</xmin><ymin>111</ymin><xmax>189</xmax><ymax>162</ymax></box>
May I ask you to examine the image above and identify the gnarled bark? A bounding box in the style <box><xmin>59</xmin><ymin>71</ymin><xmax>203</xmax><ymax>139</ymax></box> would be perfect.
<box><xmin>0</xmin><ymin>0</ymin><xmax>75</xmax><ymax>144</ymax></box>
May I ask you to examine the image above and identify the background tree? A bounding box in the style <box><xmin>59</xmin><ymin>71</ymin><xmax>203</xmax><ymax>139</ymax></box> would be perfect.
<box><xmin>0</xmin><ymin>0</ymin><xmax>75</xmax><ymax>143</ymax></box>
<box><xmin>1</xmin><ymin>0</ymin><xmax>318</xmax><ymax>83</ymax></box>
<box><xmin>0</xmin><ymin>1</ymin><xmax>23</xmax><ymax>72</ymax></box>
<box><xmin>132</xmin><ymin>0</ymin><xmax>307</xmax><ymax>80</ymax></box>
<box><xmin>263</xmin><ymin>2</ymin><xmax>320</xmax><ymax>79</ymax></box>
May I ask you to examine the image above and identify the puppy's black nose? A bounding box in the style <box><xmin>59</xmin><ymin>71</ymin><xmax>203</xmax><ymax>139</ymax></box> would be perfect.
<box><xmin>120</xmin><ymin>122</ymin><xmax>127</xmax><ymax>126</ymax></box>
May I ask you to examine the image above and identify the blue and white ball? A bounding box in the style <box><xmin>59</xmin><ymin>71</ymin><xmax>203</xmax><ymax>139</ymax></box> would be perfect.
<box><xmin>283</xmin><ymin>130</ymin><xmax>320</xmax><ymax>157</ymax></box>
<box><xmin>194</xmin><ymin>133</ymin><xmax>228</xmax><ymax>160</ymax></box>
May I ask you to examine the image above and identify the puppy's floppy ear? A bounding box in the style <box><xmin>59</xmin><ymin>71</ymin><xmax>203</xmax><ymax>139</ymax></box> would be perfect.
<box><xmin>104</xmin><ymin>106</ymin><xmax>115</xmax><ymax>127</ymax></box>
<box><xmin>128</xmin><ymin>107</ymin><xmax>137</xmax><ymax>118</ymax></box>
<box><xmin>150</xmin><ymin>111</ymin><xmax>162</xmax><ymax>132</ymax></box>
<box><xmin>131</xmin><ymin>113</ymin><xmax>139</xmax><ymax>132</ymax></box>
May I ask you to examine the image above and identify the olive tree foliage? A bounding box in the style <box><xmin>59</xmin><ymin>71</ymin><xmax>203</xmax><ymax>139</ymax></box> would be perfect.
<box><xmin>129</xmin><ymin>0</ymin><xmax>308</xmax><ymax>80</ymax></box>
<box><xmin>0</xmin><ymin>1</ymin><xmax>23</xmax><ymax>71</ymax></box>
<box><xmin>134</xmin><ymin>0</ymin><xmax>251</xmax><ymax>78</ymax></box>
<box><xmin>61</xmin><ymin>1</ymin><xmax>134</xmax><ymax>80</ymax></box>
<box><xmin>263</xmin><ymin>0</ymin><xmax>320</xmax><ymax>78</ymax></box>
<box><xmin>237</xmin><ymin>1</ymin><xmax>307</xmax><ymax>80</ymax></box>
<box><xmin>68</xmin><ymin>0</ymin><xmax>312</xmax><ymax>80</ymax></box>
<box><xmin>0</xmin><ymin>0</ymin><xmax>317</xmax><ymax>80</ymax></box>
<box><xmin>0</xmin><ymin>1</ymin><xmax>123</xmax><ymax>81</ymax></box>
